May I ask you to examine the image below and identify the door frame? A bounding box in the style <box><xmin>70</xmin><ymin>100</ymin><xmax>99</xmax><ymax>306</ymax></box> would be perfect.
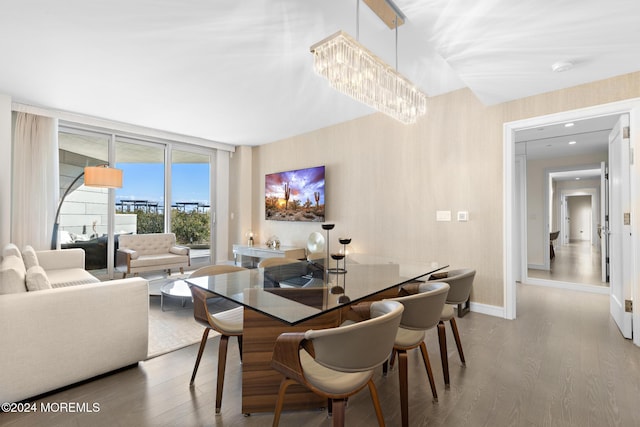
<box><xmin>503</xmin><ymin>98</ymin><xmax>640</xmax><ymax>346</ymax></box>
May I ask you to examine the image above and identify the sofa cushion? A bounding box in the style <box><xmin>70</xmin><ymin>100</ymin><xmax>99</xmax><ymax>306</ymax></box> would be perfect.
<box><xmin>26</xmin><ymin>265</ymin><xmax>52</xmax><ymax>291</ymax></box>
<box><xmin>2</xmin><ymin>243</ymin><xmax>21</xmax><ymax>259</ymax></box>
<box><xmin>129</xmin><ymin>253</ymin><xmax>189</xmax><ymax>269</ymax></box>
<box><xmin>47</xmin><ymin>268</ymin><xmax>100</xmax><ymax>288</ymax></box>
<box><xmin>22</xmin><ymin>245</ymin><xmax>39</xmax><ymax>270</ymax></box>
<box><xmin>0</xmin><ymin>255</ymin><xmax>27</xmax><ymax>294</ymax></box>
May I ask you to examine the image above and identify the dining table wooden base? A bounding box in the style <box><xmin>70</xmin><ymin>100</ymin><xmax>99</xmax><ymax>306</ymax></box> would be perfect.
<box><xmin>241</xmin><ymin>306</ymin><xmax>341</xmax><ymax>415</ymax></box>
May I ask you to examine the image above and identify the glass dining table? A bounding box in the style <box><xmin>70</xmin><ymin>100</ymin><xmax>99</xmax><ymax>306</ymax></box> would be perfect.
<box><xmin>186</xmin><ymin>259</ymin><xmax>448</xmax><ymax>415</ymax></box>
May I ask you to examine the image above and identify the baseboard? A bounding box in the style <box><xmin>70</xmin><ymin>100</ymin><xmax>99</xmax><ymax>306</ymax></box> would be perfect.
<box><xmin>469</xmin><ymin>302</ymin><xmax>505</xmax><ymax>318</ymax></box>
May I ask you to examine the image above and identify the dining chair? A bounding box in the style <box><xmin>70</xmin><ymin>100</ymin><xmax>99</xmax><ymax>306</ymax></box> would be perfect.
<box><xmin>270</xmin><ymin>300</ymin><xmax>404</xmax><ymax>427</ymax></box>
<box><xmin>387</xmin><ymin>282</ymin><xmax>450</xmax><ymax>427</ymax></box>
<box><xmin>187</xmin><ymin>264</ymin><xmax>247</xmax><ymax>414</ymax></box>
<box><xmin>428</xmin><ymin>268</ymin><xmax>476</xmax><ymax>386</ymax></box>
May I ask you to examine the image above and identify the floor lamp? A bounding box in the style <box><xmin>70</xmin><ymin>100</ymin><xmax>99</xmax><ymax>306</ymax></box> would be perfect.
<box><xmin>51</xmin><ymin>165</ymin><xmax>123</xmax><ymax>249</ymax></box>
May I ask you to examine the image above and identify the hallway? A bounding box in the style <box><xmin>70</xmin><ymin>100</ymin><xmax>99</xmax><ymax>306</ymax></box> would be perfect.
<box><xmin>528</xmin><ymin>240</ymin><xmax>606</xmax><ymax>286</ymax></box>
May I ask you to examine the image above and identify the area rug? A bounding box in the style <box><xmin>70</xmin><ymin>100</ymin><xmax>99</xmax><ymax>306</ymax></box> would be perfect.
<box><xmin>146</xmin><ymin>274</ymin><xmax>239</xmax><ymax>359</ymax></box>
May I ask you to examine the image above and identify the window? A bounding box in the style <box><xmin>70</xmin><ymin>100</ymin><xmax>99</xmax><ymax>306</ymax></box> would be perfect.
<box><xmin>57</xmin><ymin>124</ymin><xmax>217</xmax><ymax>276</ymax></box>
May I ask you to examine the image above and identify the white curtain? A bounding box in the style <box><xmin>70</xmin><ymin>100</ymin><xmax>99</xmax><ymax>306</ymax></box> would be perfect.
<box><xmin>12</xmin><ymin>112</ymin><xmax>59</xmax><ymax>250</ymax></box>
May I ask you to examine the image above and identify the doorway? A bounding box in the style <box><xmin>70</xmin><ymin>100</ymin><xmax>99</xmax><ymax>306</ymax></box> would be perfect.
<box><xmin>503</xmin><ymin>99</ymin><xmax>640</xmax><ymax>348</ymax></box>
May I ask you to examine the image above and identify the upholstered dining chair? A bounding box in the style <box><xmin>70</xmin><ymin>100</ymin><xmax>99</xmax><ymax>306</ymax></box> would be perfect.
<box><xmin>187</xmin><ymin>264</ymin><xmax>247</xmax><ymax>414</ymax></box>
<box><xmin>387</xmin><ymin>282</ymin><xmax>450</xmax><ymax>427</ymax></box>
<box><xmin>428</xmin><ymin>268</ymin><xmax>476</xmax><ymax>387</ymax></box>
<box><xmin>270</xmin><ymin>300</ymin><xmax>404</xmax><ymax>427</ymax></box>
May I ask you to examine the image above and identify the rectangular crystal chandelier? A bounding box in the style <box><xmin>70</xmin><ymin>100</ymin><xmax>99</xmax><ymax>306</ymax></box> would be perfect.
<box><xmin>310</xmin><ymin>30</ymin><xmax>427</xmax><ymax>124</ymax></box>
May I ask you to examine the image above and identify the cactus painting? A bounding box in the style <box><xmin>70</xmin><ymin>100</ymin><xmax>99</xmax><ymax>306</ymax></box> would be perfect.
<box><xmin>265</xmin><ymin>165</ymin><xmax>325</xmax><ymax>221</ymax></box>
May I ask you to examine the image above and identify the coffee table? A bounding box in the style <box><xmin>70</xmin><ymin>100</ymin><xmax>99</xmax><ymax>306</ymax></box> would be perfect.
<box><xmin>160</xmin><ymin>279</ymin><xmax>192</xmax><ymax>311</ymax></box>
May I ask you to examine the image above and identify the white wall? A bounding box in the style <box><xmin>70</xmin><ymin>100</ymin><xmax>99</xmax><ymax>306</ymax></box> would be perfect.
<box><xmin>567</xmin><ymin>195</ymin><xmax>592</xmax><ymax>241</ymax></box>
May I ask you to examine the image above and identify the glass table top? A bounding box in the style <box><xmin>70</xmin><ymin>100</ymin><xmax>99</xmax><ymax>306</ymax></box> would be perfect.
<box><xmin>185</xmin><ymin>259</ymin><xmax>448</xmax><ymax>325</ymax></box>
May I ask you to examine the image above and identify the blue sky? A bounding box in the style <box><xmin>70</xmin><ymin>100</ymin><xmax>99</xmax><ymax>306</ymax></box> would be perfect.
<box><xmin>115</xmin><ymin>163</ymin><xmax>210</xmax><ymax>206</ymax></box>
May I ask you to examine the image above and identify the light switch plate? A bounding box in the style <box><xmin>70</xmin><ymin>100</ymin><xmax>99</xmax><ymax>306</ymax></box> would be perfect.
<box><xmin>436</xmin><ymin>210</ymin><xmax>451</xmax><ymax>221</ymax></box>
<box><xmin>457</xmin><ymin>211</ymin><xmax>469</xmax><ymax>221</ymax></box>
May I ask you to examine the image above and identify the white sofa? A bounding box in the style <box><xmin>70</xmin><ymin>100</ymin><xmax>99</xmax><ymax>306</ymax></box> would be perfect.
<box><xmin>0</xmin><ymin>245</ymin><xmax>149</xmax><ymax>404</ymax></box>
<box><xmin>116</xmin><ymin>233</ymin><xmax>190</xmax><ymax>278</ymax></box>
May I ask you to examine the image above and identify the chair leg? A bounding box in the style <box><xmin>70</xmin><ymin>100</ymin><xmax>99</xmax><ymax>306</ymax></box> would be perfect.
<box><xmin>437</xmin><ymin>321</ymin><xmax>450</xmax><ymax>387</ymax></box>
<box><xmin>419</xmin><ymin>342</ymin><xmax>438</xmax><ymax>402</ymax></box>
<box><xmin>389</xmin><ymin>348</ymin><xmax>397</xmax><ymax>369</ymax></box>
<box><xmin>331</xmin><ymin>399</ymin><xmax>347</xmax><ymax>427</ymax></box>
<box><xmin>397</xmin><ymin>350</ymin><xmax>409</xmax><ymax>427</ymax></box>
<box><xmin>367</xmin><ymin>380</ymin><xmax>386</xmax><ymax>427</ymax></box>
<box><xmin>237</xmin><ymin>335</ymin><xmax>243</xmax><ymax>362</ymax></box>
<box><xmin>215</xmin><ymin>334</ymin><xmax>230</xmax><ymax>414</ymax></box>
<box><xmin>449</xmin><ymin>318</ymin><xmax>466</xmax><ymax>366</ymax></box>
<box><xmin>190</xmin><ymin>328</ymin><xmax>210</xmax><ymax>385</ymax></box>
<box><xmin>457</xmin><ymin>297</ymin><xmax>471</xmax><ymax>318</ymax></box>
<box><xmin>382</xmin><ymin>349</ymin><xmax>397</xmax><ymax>376</ymax></box>
<box><xmin>272</xmin><ymin>378</ymin><xmax>296</xmax><ymax>427</ymax></box>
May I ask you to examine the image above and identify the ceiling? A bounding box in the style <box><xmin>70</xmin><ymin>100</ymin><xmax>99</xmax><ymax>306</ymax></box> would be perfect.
<box><xmin>1</xmin><ymin>0</ymin><xmax>640</xmax><ymax>146</ymax></box>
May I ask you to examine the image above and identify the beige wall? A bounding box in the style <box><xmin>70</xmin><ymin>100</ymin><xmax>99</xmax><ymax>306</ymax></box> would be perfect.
<box><xmin>235</xmin><ymin>71</ymin><xmax>640</xmax><ymax>310</ymax></box>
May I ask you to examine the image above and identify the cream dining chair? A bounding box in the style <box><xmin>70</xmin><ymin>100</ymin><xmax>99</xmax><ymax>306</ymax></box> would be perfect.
<box><xmin>270</xmin><ymin>300</ymin><xmax>404</xmax><ymax>427</ymax></box>
<box><xmin>387</xmin><ymin>281</ymin><xmax>450</xmax><ymax>427</ymax></box>
<box><xmin>428</xmin><ymin>268</ymin><xmax>476</xmax><ymax>386</ymax></box>
<box><xmin>187</xmin><ymin>264</ymin><xmax>247</xmax><ymax>414</ymax></box>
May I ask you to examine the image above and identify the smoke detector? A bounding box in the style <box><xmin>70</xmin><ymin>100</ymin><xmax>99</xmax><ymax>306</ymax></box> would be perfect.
<box><xmin>552</xmin><ymin>61</ymin><xmax>573</xmax><ymax>73</ymax></box>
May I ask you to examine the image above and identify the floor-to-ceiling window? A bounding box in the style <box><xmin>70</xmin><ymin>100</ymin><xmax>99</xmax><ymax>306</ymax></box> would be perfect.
<box><xmin>171</xmin><ymin>148</ymin><xmax>212</xmax><ymax>265</ymax></box>
<box><xmin>57</xmin><ymin>123</ymin><xmax>217</xmax><ymax>276</ymax></box>
<box><xmin>115</xmin><ymin>137</ymin><xmax>166</xmax><ymax>237</ymax></box>
<box><xmin>57</xmin><ymin>128</ymin><xmax>111</xmax><ymax>271</ymax></box>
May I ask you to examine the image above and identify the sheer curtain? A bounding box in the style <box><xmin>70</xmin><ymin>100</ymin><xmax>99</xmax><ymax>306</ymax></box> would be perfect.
<box><xmin>12</xmin><ymin>112</ymin><xmax>59</xmax><ymax>250</ymax></box>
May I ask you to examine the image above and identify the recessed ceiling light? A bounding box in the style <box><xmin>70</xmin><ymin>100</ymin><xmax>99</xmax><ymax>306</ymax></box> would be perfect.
<box><xmin>576</xmin><ymin>177</ymin><xmax>581</xmax><ymax>180</ymax></box>
<box><xmin>552</xmin><ymin>61</ymin><xmax>574</xmax><ymax>72</ymax></box>
<box><xmin>564</xmin><ymin>122</ymin><xmax>575</xmax><ymax>127</ymax></box>
<box><xmin>569</xmin><ymin>140</ymin><xmax>577</xmax><ymax>145</ymax></box>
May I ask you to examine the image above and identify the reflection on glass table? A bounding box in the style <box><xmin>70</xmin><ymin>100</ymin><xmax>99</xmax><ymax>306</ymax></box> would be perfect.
<box><xmin>185</xmin><ymin>259</ymin><xmax>447</xmax><ymax>326</ymax></box>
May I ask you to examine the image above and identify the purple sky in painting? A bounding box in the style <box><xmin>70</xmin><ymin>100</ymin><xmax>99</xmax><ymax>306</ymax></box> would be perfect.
<box><xmin>265</xmin><ymin>165</ymin><xmax>325</xmax><ymax>205</ymax></box>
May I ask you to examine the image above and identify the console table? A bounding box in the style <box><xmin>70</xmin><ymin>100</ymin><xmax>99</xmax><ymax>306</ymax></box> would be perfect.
<box><xmin>232</xmin><ymin>244</ymin><xmax>305</xmax><ymax>267</ymax></box>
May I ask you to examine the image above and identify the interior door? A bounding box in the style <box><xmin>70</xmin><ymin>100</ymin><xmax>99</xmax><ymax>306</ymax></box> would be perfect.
<box><xmin>609</xmin><ymin>114</ymin><xmax>632</xmax><ymax>339</ymax></box>
<box><xmin>600</xmin><ymin>161</ymin><xmax>609</xmax><ymax>283</ymax></box>
<box><xmin>562</xmin><ymin>197</ymin><xmax>570</xmax><ymax>245</ymax></box>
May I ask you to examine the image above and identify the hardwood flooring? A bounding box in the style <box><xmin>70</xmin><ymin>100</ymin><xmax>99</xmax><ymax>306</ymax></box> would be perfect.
<box><xmin>528</xmin><ymin>240</ymin><xmax>606</xmax><ymax>286</ymax></box>
<box><xmin>2</xmin><ymin>284</ymin><xmax>639</xmax><ymax>427</ymax></box>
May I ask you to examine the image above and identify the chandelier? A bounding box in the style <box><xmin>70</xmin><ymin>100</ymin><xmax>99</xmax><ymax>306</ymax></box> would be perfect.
<box><xmin>310</xmin><ymin>2</ymin><xmax>427</xmax><ymax>124</ymax></box>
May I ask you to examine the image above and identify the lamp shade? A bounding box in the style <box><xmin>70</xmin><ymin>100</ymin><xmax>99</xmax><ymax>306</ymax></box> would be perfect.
<box><xmin>84</xmin><ymin>166</ymin><xmax>123</xmax><ymax>188</ymax></box>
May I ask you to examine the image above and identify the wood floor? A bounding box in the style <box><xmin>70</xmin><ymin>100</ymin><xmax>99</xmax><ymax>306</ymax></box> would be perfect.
<box><xmin>528</xmin><ymin>240</ymin><xmax>606</xmax><ymax>286</ymax></box>
<box><xmin>2</xmin><ymin>284</ymin><xmax>639</xmax><ymax>427</ymax></box>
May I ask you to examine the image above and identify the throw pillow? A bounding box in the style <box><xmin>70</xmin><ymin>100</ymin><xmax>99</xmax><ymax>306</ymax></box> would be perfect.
<box><xmin>2</xmin><ymin>243</ymin><xmax>21</xmax><ymax>258</ymax></box>
<box><xmin>0</xmin><ymin>255</ymin><xmax>27</xmax><ymax>294</ymax></box>
<box><xmin>170</xmin><ymin>246</ymin><xmax>189</xmax><ymax>255</ymax></box>
<box><xmin>26</xmin><ymin>265</ymin><xmax>52</xmax><ymax>291</ymax></box>
<box><xmin>22</xmin><ymin>245</ymin><xmax>39</xmax><ymax>270</ymax></box>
